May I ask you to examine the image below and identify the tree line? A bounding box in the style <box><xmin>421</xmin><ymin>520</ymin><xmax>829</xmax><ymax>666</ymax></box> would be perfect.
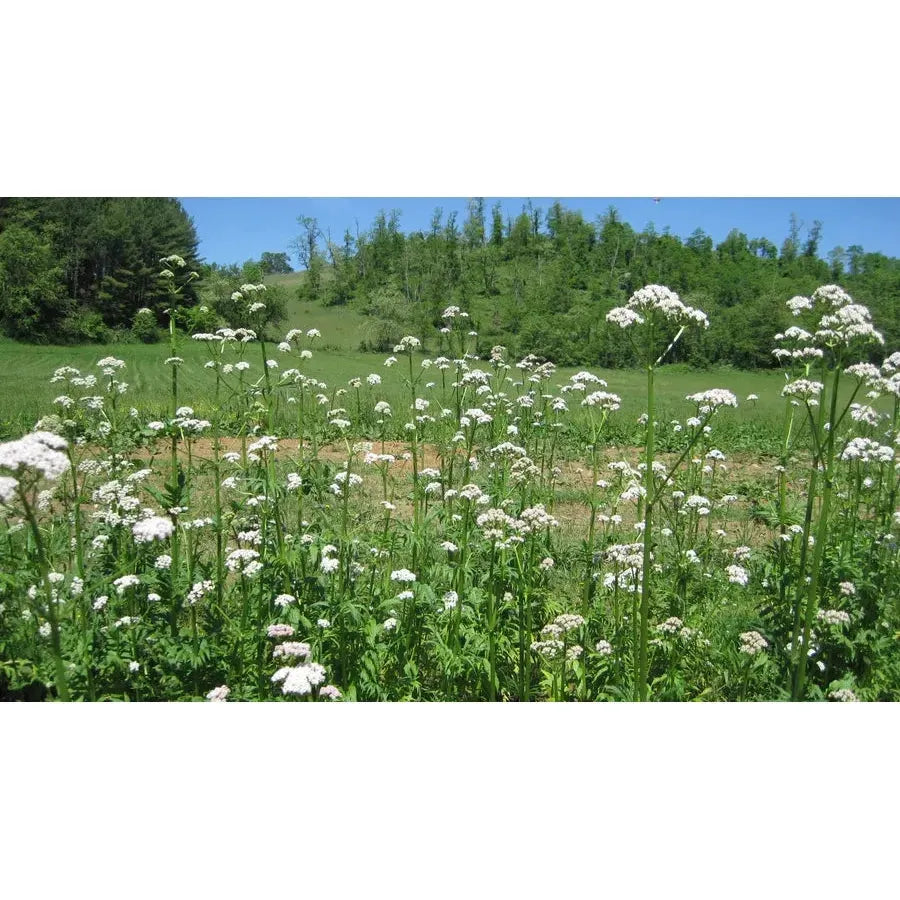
<box><xmin>293</xmin><ymin>200</ymin><xmax>900</xmax><ymax>368</ymax></box>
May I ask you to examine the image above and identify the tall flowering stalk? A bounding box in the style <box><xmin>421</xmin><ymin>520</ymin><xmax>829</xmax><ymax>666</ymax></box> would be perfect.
<box><xmin>775</xmin><ymin>286</ymin><xmax>885</xmax><ymax>699</ymax></box>
<box><xmin>159</xmin><ymin>255</ymin><xmax>198</xmax><ymax>627</ymax></box>
<box><xmin>606</xmin><ymin>286</ymin><xmax>709</xmax><ymax>701</ymax></box>
<box><xmin>561</xmin><ymin>374</ymin><xmax>621</xmax><ymax>619</ymax></box>
<box><xmin>0</xmin><ymin>432</ymin><xmax>73</xmax><ymax>699</ymax></box>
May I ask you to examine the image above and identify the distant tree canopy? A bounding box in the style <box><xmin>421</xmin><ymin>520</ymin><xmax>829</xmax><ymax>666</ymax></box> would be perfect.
<box><xmin>259</xmin><ymin>251</ymin><xmax>293</xmax><ymax>274</ymax></box>
<box><xmin>291</xmin><ymin>201</ymin><xmax>900</xmax><ymax>368</ymax></box>
<box><xmin>0</xmin><ymin>198</ymin><xmax>200</xmax><ymax>342</ymax></box>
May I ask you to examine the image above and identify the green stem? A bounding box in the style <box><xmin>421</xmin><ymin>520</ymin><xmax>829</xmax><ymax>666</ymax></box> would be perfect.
<box><xmin>636</xmin><ymin>360</ymin><xmax>655</xmax><ymax>702</ymax></box>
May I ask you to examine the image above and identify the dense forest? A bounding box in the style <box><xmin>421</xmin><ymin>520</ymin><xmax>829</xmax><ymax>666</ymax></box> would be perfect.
<box><xmin>1</xmin><ymin>198</ymin><xmax>898</xmax><ymax>368</ymax></box>
<box><xmin>0</xmin><ymin>198</ymin><xmax>200</xmax><ymax>342</ymax></box>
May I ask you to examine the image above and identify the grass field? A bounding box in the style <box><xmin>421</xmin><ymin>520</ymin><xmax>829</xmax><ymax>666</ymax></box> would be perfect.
<box><xmin>2</xmin><ymin>284</ymin><xmax>882</xmax><ymax>453</ymax></box>
<box><xmin>0</xmin><ymin>332</ymin><xmax>791</xmax><ymax>449</ymax></box>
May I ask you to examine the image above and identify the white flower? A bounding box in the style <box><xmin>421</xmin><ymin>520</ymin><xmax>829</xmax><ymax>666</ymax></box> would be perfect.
<box><xmin>225</xmin><ymin>548</ymin><xmax>261</xmax><ymax>576</ymax></box>
<box><xmin>321</xmin><ymin>557</ymin><xmax>339</xmax><ymax>574</ymax></box>
<box><xmin>686</xmin><ymin>389</ymin><xmax>738</xmax><ymax>409</ymax></box>
<box><xmin>0</xmin><ymin>431</ymin><xmax>70</xmax><ymax>481</ymax></box>
<box><xmin>188</xmin><ymin>580</ymin><xmax>215</xmax><ymax>604</ymax></box>
<box><xmin>383</xmin><ymin>617</ymin><xmax>398</xmax><ymax>631</ymax></box>
<box><xmin>279</xmin><ymin>662</ymin><xmax>327</xmax><ymax>696</ymax></box>
<box><xmin>608</xmin><ymin>284</ymin><xmax>708</xmax><ymax>330</ymax></box>
<box><xmin>817</xmin><ymin>609</ymin><xmax>851</xmax><ymax>626</ymax></box>
<box><xmin>0</xmin><ymin>476</ymin><xmax>18</xmax><ymax>504</ymax></box>
<box><xmin>206</xmin><ymin>685</ymin><xmax>231</xmax><ymax>702</ymax></box>
<box><xmin>786</xmin><ymin>295</ymin><xmax>814</xmax><ymax>315</ymax></box>
<box><xmin>529</xmin><ymin>636</ymin><xmax>564</xmax><ymax>658</ymax></box>
<box><xmin>274</xmin><ymin>593</ymin><xmax>297</xmax><ymax>608</ymax></box>
<box><xmin>394</xmin><ymin>336</ymin><xmax>421</xmax><ymax>352</ymax></box>
<box><xmin>657</xmin><ymin>617</ymin><xmax>685</xmax><ymax>634</ymax></box>
<box><xmin>595</xmin><ymin>640</ymin><xmax>613</xmax><ymax>656</ymax></box>
<box><xmin>267</xmin><ymin>624</ymin><xmax>295</xmax><ymax>639</ymax></box>
<box><xmin>726</xmin><ymin>565</ymin><xmax>749</xmax><ymax>586</ymax></box>
<box><xmin>839</xmin><ymin>581</ymin><xmax>856</xmax><ymax>596</ymax></box>
<box><xmin>739</xmin><ymin>631</ymin><xmax>768</xmax><ymax>654</ymax></box>
<box><xmin>828</xmin><ymin>688</ymin><xmax>859</xmax><ymax>702</ymax></box>
<box><xmin>390</xmin><ymin>569</ymin><xmax>417</xmax><ymax>583</ymax></box>
<box><xmin>113</xmin><ymin>574</ymin><xmax>140</xmax><ymax>595</ymax></box>
<box><xmin>132</xmin><ymin>515</ymin><xmax>174</xmax><ymax>543</ymax></box>
<box><xmin>582</xmin><ymin>390</ymin><xmax>622</xmax><ymax>411</ymax></box>
<box><xmin>606</xmin><ymin>307</ymin><xmax>645</xmax><ymax>329</ymax></box>
<box><xmin>841</xmin><ymin>437</ymin><xmax>894</xmax><ymax>464</ymax></box>
<box><xmin>272</xmin><ymin>641</ymin><xmax>312</xmax><ymax>659</ymax></box>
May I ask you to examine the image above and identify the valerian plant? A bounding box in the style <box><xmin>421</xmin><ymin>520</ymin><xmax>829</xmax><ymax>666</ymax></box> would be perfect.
<box><xmin>0</xmin><ymin>272</ymin><xmax>897</xmax><ymax>702</ymax></box>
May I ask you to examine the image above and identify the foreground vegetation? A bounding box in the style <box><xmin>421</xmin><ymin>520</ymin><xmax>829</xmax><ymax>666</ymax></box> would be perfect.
<box><xmin>0</xmin><ymin>261</ymin><xmax>897</xmax><ymax>701</ymax></box>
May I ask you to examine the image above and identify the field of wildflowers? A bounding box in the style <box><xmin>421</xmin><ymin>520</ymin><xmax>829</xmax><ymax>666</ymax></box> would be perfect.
<box><xmin>1</xmin><ymin>259</ymin><xmax>897</xmax><ymax>701</ymax></box>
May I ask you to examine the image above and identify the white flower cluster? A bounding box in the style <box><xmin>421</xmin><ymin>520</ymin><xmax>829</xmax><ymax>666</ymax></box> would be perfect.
<box><xmin>112</xmin><ymin>574</ymin><xmax>140</xmax><ymax>595</ymax></box>
<box><xmin>0</xmin><ymin>431</ymin><xmax>70</xmax><ymax>481</ymax></box>
<box><xmin>530</xmin><ymin>639</ymin><xmax>563</xmax><ymax>658</ymax></box>
<box><xmin>816</xmin><ymin>303</ymin><xmax>883</xmax><ymax>347</ymax></box>
<box><xmin>739</xmin><ymin>631</ymin><xmax>768</xmax><ymax>655</ymax></box>
<box><xmin>726</xmin><ymin>564</ymin><xmax>749</xmax><ymax>586</ymax></box>
<box><xmin>393</xmin><ymin>336</ymin><xmax>421</xmax><ymax>353</ymax></box>
<box><xmin>841</xmin><ymin>437</ymin><xmax>894</xmax><ymax>464</ymax></box>
<box><xmin>782</xmin><ymin>379</ymin><xmax>824</xmax><ymax>403</ymax></box>
<box><xmin>656</xmin><ymin>617</ymin><xmax>684</xmax><ymax>634</ymax></box>
<box><xmin>606</xmin><ymin>285</ymin><xmax>709</xmax><ymax>330</ymax></box>
<box><xmin>582</xmin><ymin>390</ymin><xmax>622</xmax><ymax>411</ymax></box>
<box><xmin>132</xmin><ymin>515</ymin><xmax>174</xmax><ymax>543</ymax></box>
<box><xmin>817</xmin><ymin>609</ymin><xmax>851</xmax><ymax>626</ymax></box>
<box><xmin>828</xmin><ymin>688</ymin><xmax>859</xmax><ymax>702</ymax></box>
<box><xmin>442</xmin><ymin>305</ymin><xmax>470</xmax><ymax>320</ymax></box>
<box><xmin>540</xmin><ymin>613</ymin><xmax>585</xmax><ymax>639</ymax></box>
<box><xmin>476</xmin><ymin>502</ymin><xmax>559</xmax><ymax>548</ymax></box>
<box><xmin>0</xmin><ymin>476</ymin><xmax>18</xmax><ymax>504</ymax></box>
<box><xmin>272</xmin><ymin>641</ymin><xmax>312</xmax><ymax>659</ymax></box>
<box><xmin>390</xmin><ymin>569</ymin><xmax>417</xmax><ymax>583</ymax></box>
<box><xmin>686</xmin><ymin>389</ymin><xmax>738</xmax><ymax>411</ymax></box>
<box><xmin>267</xmin><ymin>623</ymin><xmax>295</xmax><ymax>639</ymax></box>
<box><xmin>272</xmin><ymin>662</ymin><xmax>327</xmax><ymax>696</ymax></box>
<box><xmin>329</xmin><ymin>470</ymin><xmax>362</xmax><ymax>497</ymax></box>
<box><xmin>225</xmin><ymin>548</ymin><xmax>262</xmax><ymax>577</ymax></box>
<box><xmin>188</xmin><ymin>580</ymin><xmax>215</xmax><ymax>605</ymax></box>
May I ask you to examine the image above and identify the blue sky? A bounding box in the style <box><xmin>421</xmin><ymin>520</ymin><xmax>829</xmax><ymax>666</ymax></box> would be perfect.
<box><xmin>179</xmin><ymin>198</ymin><xmax>900</xmax><ymax>268</ymax></box>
